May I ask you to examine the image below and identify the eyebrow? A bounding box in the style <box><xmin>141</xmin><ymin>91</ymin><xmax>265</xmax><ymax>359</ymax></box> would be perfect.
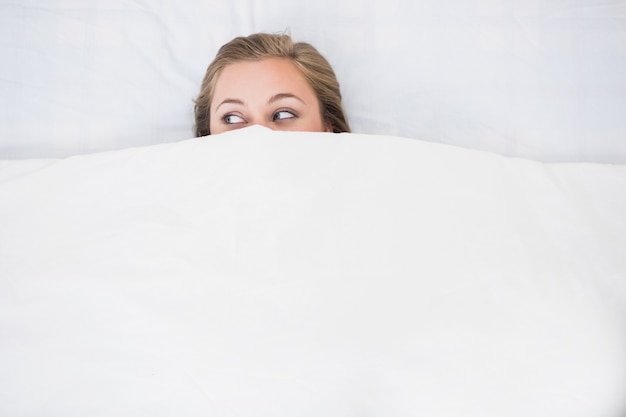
<box><xmin>215</xmin><ymin>93</ymin><xmax>305</xmax><ymax>112</ymax></box>
<box><xmin>215</xmin><ymin>98</ymin><xmax>245</xmax><ymax>112</ymax></box>
<box><xmin>267</xmin><ymin>93</ymin><xmax>305</xmax><ymax>105</ymax></box>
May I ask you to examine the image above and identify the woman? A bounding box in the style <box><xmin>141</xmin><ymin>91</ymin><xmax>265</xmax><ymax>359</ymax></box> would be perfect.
<box><xmin>194</xmin><ymin>32</ymin><xmax>350</xmax><ymax>136</ymax></box>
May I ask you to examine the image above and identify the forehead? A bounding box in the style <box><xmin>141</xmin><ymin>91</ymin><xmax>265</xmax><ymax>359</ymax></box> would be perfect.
<box><xmin>212</xmin><ymin>57</ymin><xmax>316</xmax><ymax>103</ymax></box>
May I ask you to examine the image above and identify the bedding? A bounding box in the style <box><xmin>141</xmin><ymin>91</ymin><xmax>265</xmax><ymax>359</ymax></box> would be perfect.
<box><xmin>1</xmin><ymin>0</ymin><xmax>626</xmax><ymax>162</ymax></box>
<box><xmin>1</xmin><ymin>127</ymin><xmax>625</xmax><ymax>416</ymax></box>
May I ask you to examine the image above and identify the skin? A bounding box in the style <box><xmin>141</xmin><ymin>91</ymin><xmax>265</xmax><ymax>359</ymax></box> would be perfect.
<box><xmin>209</xmin><ymin>57</ymin><xmax>331</xmax><ymax>134</ymax></box>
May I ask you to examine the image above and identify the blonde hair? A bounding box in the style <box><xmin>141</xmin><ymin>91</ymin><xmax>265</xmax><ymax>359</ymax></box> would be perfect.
<box><xmin>194</xmin><ymin>33</ymin><xmax>350</xmax><ymax>136</ymax></box>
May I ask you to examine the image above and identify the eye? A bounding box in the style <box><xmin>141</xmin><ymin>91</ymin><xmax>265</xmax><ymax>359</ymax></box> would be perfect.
<box><xmin>223</xmin><ymin>114</ymin><xmax>246</xmax><ymax>125</ymax></box>
<box><xmin>273</xmin><ymin>110</ymin><xmax>296</xmax><ymax>121</ymax></box>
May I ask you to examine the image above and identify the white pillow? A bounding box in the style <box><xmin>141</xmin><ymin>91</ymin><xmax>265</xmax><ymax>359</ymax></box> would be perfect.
<box><xmin>1</xmin><ymin>0</ymin><xmax>625</xmax><ymax>162</ymax></box>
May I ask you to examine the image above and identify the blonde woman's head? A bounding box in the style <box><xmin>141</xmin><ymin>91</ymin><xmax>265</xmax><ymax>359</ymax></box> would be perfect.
<box><xmin>194</xmin><ymin>33</ymin><xmax>350</xmax><ymax>136</ymax></box>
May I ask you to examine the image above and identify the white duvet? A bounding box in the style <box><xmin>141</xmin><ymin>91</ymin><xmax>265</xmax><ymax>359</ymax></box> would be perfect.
<box><xmin>1</xmin><ymin>127</ymin><xmax>625</xmax><ymax>416</ymax></box>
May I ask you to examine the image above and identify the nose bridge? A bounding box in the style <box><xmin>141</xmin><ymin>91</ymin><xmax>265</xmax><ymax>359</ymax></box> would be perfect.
<box><xmin>250</xmin><ymin>111</ymin><xmax>272</xmax><ymax>129</ymax></box>
<box><xmin>253</xmin><ymin>120</ymin><xmax>272</xmax><ymax>129</ymax></box>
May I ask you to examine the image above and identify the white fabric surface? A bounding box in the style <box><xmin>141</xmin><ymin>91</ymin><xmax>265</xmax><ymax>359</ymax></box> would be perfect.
<box><xmin>1</xmin><ymin>0</ymin><xmax>626</xmax><ymax>162</ymax></box>
<box><xmin>1</xmin><ymin>127</ymin><xmax>625</xmax><ymax>416</ymax></box>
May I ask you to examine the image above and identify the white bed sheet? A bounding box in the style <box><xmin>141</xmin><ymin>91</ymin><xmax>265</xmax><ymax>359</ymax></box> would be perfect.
<box><xmin>1</xmin><ymin>127</ymin><xmax>625</xmax><ymax>416</ymax></box>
